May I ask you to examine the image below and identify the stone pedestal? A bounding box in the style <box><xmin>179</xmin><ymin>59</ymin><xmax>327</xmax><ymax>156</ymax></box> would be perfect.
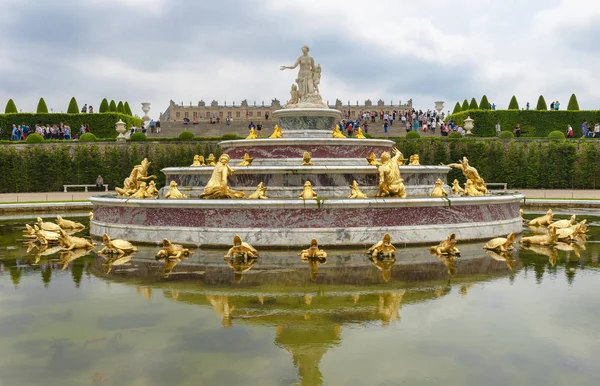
<box><xmin>272</xmin><ymin>108</ymin><xmax>342</xmax><ymax>136</ymax></box>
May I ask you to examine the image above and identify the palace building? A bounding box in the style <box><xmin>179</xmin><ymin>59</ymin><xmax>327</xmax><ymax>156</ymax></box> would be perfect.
<box><xmin>159</xmin><ymin>98</ymin><xmax>414</xmax><ymax>122</ymax></box>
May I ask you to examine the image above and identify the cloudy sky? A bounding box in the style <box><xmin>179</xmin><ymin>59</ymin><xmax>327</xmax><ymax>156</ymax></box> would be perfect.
<box><xmin>1</xmin><ymin>0</ymin><xmax>598</xmax><ymax>117</ymax></box>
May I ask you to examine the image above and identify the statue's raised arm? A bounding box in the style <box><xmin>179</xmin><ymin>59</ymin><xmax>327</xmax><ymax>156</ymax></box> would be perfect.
<box><xmin>278</xmin><ymin>45</ymin><xmax>327</xmax><ymax>108</ymax></box>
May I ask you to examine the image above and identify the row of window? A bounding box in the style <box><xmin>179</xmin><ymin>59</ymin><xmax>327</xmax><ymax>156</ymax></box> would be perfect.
<box><xmin>175</xmin><ymin>111</ymin><xmax>270</xmax><ymax>119</ymax></box>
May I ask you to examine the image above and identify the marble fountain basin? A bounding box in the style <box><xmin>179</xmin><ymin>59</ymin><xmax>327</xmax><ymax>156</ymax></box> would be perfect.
<box><xmin>161</xmin><ymin>165</ymin><xmax>451</xmax><ymax>198</ymax></box>
<box><xmin>89</xmin><ymin>194</ymin><xmax>523</xmax><ymax>248</ymax></box>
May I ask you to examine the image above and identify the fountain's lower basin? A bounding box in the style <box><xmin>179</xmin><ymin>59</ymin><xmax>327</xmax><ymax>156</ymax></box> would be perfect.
<box><xmin>90</xmin><ymin>194</ymin><xmax>523</xmax><ymax>247</ymax></box>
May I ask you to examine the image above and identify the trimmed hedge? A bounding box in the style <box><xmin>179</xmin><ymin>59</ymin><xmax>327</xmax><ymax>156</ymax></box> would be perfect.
<box><xmin>36</xmin><ymin>98</ymin><xmax>48</xmax><ymax>114</ymax></box>
<box><xmin>568</xmin><ymin>94</ymin><xmax>580</xmax><ymax>111</ymax></box>
<box><xmin>99</xmin><ymin>98</ymin><xmax>109</xmax><ymax>113</ymax></box>
<box><xmin>448</xmin><ymin>109</ymin><xmax>600</xmax><ymax>138</ymax></box>
<box><xmin>406</xmin><ymin>131</ymin><xmax>420</xmax><ymax>139</ymax></box>
<box><xmin>124</xmin><ymin>102</ymin><xmax>133</xmax><ymax>116</ymax></box>
<box><xmin>0</xmin><ymin>142</ymin><xmax>223</xmax><ymax>192</ymax></box>
<box><xmin>508</xmin><ymin>96</ymin><xmax>519</xmax><ymax>110</ymax></box>
<box><xmin>499</xmin><ymin>131</ymin><xmax>514</xmax><ymax>139</ymax></box>
<box><xmin>130</xmin><ymin>132</ymin><xmax>147</xmax><ymax>141</ymax></box>
<box><xmin>548</xmin><ymin>130</ymin><xmax>566</xmax><ymax>140</ymax></box>
<box><xmin>67</xmin><ymin>97</ymin><xmax>79</xmax><ymax>114</ymax></box>
<box><xmin>79</xmin><ymin>133</ymin><xmax>98</xmax><ymax>142</ymax></box>
<box><xmin>0</xmin><ymin>113</ymin><xmax>143</xmax><ymax>139</ymax></box>
<box><xmin>449</xmin><ymin>131</ymin><xmax>463</xmax><ymax>138</ymax></box>
<box><xmin>469</xmin><ymin>98</ymin><xmax>478</xmax><ymax>110</ymax></box>
<box><xmin>117</xmin><ymin>101</ymin><xmax>125</xmax><ymax>114</ymax></box>
<box><xmin>178</xmin><ymin>131</ymin><xmax>195</xmax><ymax>141</ymax></box>
<box><xmin>479</xmin><ymin>95</ymin><xmax>490</xmax><ymax>110</ymax></box>
<box><xmin>452</xmin><ymin>102</ymin><xmax>462</xmax><ymax>114</ymax></box>
<box><xmin>109</xmin><ymin>100</ymin><xmax>117</xmax><ymax>112</ymax></box>
<box><xmin>5</xmin><ymin>99</ymin><xmax>17</xmax><ymax>114</ymax></box>
<box><xmin>536</xmin><ymin>95</ymin><xmax>547</xmax><ymax>111</ymax></box>
<box><xmin>461</xmin><ymin>100</ymin><xmax>469</xmax><ymax>111</ymax></box>
<box><xmin>25</xmin><ymin>133</ymin><xmax>44</xmax><ymax>143</ymax></box>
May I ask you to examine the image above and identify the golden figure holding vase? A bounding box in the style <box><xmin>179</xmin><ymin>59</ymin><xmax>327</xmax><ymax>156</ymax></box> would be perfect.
<box><xmin>200</xmin><ymin>154</ymin><xmax>245</xmax><ymax>199</ymax></box>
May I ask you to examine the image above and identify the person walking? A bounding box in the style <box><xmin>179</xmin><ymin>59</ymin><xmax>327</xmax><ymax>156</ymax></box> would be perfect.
<box><xmin>495</xmin><ymin>121</ymin><xmax>501</xmax><ymax>136</ymax></box>
<box><xmin>582</xmin><ymin>120</ymin><xmax>588</xmax><ymax>137</ymax></box>
<box><xmin>566</xmin><ymin>125</ymin><xmax>573</xmax><ymax>138</ymax></box>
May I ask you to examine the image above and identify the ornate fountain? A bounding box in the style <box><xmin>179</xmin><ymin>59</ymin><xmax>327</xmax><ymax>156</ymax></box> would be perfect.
<box><xmin>90</xmin><ymin>46</ymin><xmax>523</xmax><ymax>247</ymax></box>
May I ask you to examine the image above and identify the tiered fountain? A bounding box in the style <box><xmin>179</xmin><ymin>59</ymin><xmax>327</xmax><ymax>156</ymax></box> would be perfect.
<box><xmin>90</xmin><ymin>46</ymin><xmax>523</xmax><ymax>247</ymax></box>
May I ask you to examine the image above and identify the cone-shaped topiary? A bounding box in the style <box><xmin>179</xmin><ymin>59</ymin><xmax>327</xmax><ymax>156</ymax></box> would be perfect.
<box><xmin>508</xmin><ymin>95</ymin><xmax>519</xmax><ymax>110</ymax></box>
<box><xmin>567</xmin><ymin>94</ymin><xmax>580</xmax><ymax>111</ymax></box>
<box><xmin>99</xmin><ymin>98</ymin><xmax>109</xmax><ymax>113</ymax></box>
<box><xmin>469</xmin><ymin>98</ymin><xmax>478</xmax><ymax>110</ymax></box>
<box><xmin>479</xmin><ymin>95</ymin><xmax>490</xmax><ymax>110</ymax></box>
<box><xmin>5</xmin><ymin>99</ymin><xmax>18</xmax><ymax>114</ymax></box>
<box><xmin>536</xmin><ymin>95</ymin><xmax>548</xmax><ymax>110</ymax></box>
<box><xmin>109</xmin><ymin>100</ymin><xmax>117</xmax><ymax>112</ymax></box>
<box><xmin>124</xmin><ymin>101</ymin><xmax>133</xmax><ymax>116</ymax></box>
<box><xmin>117</xmin><ymin>101</ymin><xmax>125</xmax><ymax>114</ymax></box>
<box><xmin>36</xmin><ymin>98</ymin><xmax>49</xmax><ymax>113</ymax></box>
<box><xmin>452</xmin><ymin>102</ymin><xmax>462</xmax><ymax>115</ymax></box>
<box><xmin>67</xmin><ymin>97</ymin><xmax>79</xmax><ymax>114</ymax></box>
<box><xmin>461</xmin><ymin>99</ymin><xmax>469</xmax><ymax>111</ymax></box>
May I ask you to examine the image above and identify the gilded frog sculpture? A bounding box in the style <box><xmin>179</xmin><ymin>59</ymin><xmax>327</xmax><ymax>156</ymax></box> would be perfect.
<box><xmin>301</xmin><ymin>151</ymin><xmax>314</xmax><ymax>166</ymax></box>
<box><xmin>348</xmin><ymin>180</ymin><xmax>368</xmax><ymax>198</ymax></box>
<box><xmin>246</xmin><ymin>127</ymin><xmax>258</xmax><ymax>139</ymax></box>
<box><xmin>355</xmin><ymin>126</ymin><xmax>366</xmax><ymax>138</ymax></box>
<box><xmin>164</xmin><ymin>181</ymin><xmax>188</xmax><ymax>199</ymax></box>
<box><xmin>332</xmin><ymin>124</ymin><xmax>347</xmax><ymax>138</ymax></box>
<box><xmin>206</xmin><ymin>154</ymin><xmax>217</xmax><ymax>166</ymax></box>
<box><xmin>191</xmin><ymin>155</ymin><xmax>205</xmax><ymax>167</ymax></box>
<box><xmin>56</xmin><ymin>216</ymin><xmax>85</xmax><ymax>230</ymax></box>
<box><xmin>409</xmin><ymin>154</ymin><xmax>420</xmax><ymax>165</ymax></box>
<box><xmin>430</xmin><ymin>178</ymin><xmax>447</xmax><ymax>197</ymax></box>
<box><xmin>528</xmin><ymin>209</ymin><xmax>553</xmax><ymax>226</ymax></box>
<box><xmin>248</xmin><ymin>182</ymin><xmax>269</xmax><ymax>199</ymax></box>
<box><xmin>237</xmin><ymin>153</ymin><xmax>254</xmax><ymax>166</ymax></box>
<box><xmin>367</xmin><ymin>234</ymin><xmax>396</xmax><ymax>259</ymax></box>
<box><xmin>429</xmin><ymin>233</ymin><xmax>461</xmax><ymax>256</ymax></box>
<box><xmin>299</xmin><ymin>181</ymin><xmax>317</xmax><ymax>199</ymax></box>
<box><xmin>366</xmin><ymin>152</ymin><xmax>381</xmax><ymax>166</ymax></box>
<box><xmin>451</xmin><ymin>179</ymin><xmax>464</xmax><ymax>196</ymax></box>
<box><xmin>269</xmin><ymin>125</ymin><xmax>283</xmax><ymax>138</ymax></box>
<box><xmin>224</xmin><ymin>235</ymin><xmax>259</xmax><ymax>259</ymax></box>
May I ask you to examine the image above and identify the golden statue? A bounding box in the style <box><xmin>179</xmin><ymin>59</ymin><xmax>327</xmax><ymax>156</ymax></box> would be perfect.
<box><xmin>131</xmin><ymin>181</ymin><xmax>149</xmax><ymax>199</ymax></box>
<box><xmin>446</xmin><ymin>157</ymin><xmax>487</xmax><ymax>195</ymax></box>
<box><xmin>248</xmin><ymin>182</ymin><xmax>269</xmax><ymax>199</ymax></box>
<box><xmin>429</xmin><ymin>233</ymin><xmax>461</xmax><ymax>256</ymax></box>
<box><xmin>224</xmin><ymin>235</ymin><xmax>259</xmax><ymax>259</ymax></box>
<box><xmin>430</xmin><ymin>178</ymin><xmax>447</xmax><ymax>197</ymax></box>
<box><xmin>146</xmin><ymin>181</ymin><xmax>159</xmax><ymax>198</ymax></box>
<box><xmin>23</xmin><ymin>224</ymin><xmax>37</xmax><ymax>239</ymax></box>
<box><xmin>224</xmin><ymin>253</ymin><xmax>258</xmax><ymax>283</ymax></box>
<box><xmin>528</xmin><ymin>209</ymin><xmax>553</xmax><ymax>226</ymax></box>
<box><xmin>33</xmin><ymin>225</ymin><xmax>60</xmax><ymax>246</ymax></box>
<box><xmin>206</xmin><ymin>154</ymin><xmax>216</xmax><ymax>166</ymax></box>
<box><xmin>483</xmin><ymin>233</ymin><xmax>515</xmax><ymax>252</ymax></box>
<box><xmin>116</xmin><ymin>158</ymin><xmax>157</xmax><ymax>196</ymax></box>
<box><xmin>556</xmin><ymin>221</ymin><xmax>587</xmax><ymax>242</ymax></box>
<box><xmin>98</xmin><ymin>234</ymin><xmax>138</xmax><ymax>256</ymax></box>
<box><xmin>522</xmin><ymin>244</ymin><xmax>558</xmax><ymax>266</ymax></box>
<box><xmin>299</xmin><ymin>180</ymin><xmax>317</xmax><ymax>199</ymax></box>
<box><xmin>348</xmin><ymin>180</ymin><xmax>368</xmax><ymax>198</ymax></box>
<box><xmin>269</xmin><ymin>125</ymin><xmax>284</xmax><ymax>138</ymax></box>
<box><xmin>367</xmin><ymin>234</ymin><xmax>396</xmax><ymax>259</ymax></box>
<box><xmin>332</xmin><ymin>124</ymin><xmax>346</xmax><ymax>138</ymax></box>
<box><xmin>55</xmin><ymin>216</ymin><xmax>85</xmax><ymax>230</ymax></box>
<box><xmin>102</xmin><ymin>254</ymin><xmax>133</xmax><ymax>274</ymax></box>
<box><xmin>409</xmin><ymin>154</ymin><xmax>420</xmax><ymax>165</ymax></box>
<box><xmin>355</xmin><ymin>126</ymin><xmax>366</xmax><ymax>138</ymax></box>
<box><xmin>37</xmin><ymin>217</ymin><xmax>61</xmax><ymax>233</ymax></box>
<box><xmin>376</xmin><ymin>147</ymin><xmax>407</xmax><ymax>198</ymax></box>
<box><xmin>237</xmin><ymin>153</ymin><xmax>254</xmax><ymax>166</ymax></box>
<box><xmin>299</xmin><ymin>239</ymin><xmax>327</xmax><ymax>281</ymax></box>
<box><xmin>302</xmin><ymin>151</ymin><xmax>314</xmax><ymax>166</ymax></box>
<box><xmin>191</xmin><ymin>155</ymin><xmax>205</xmax><ymax>167</ymax></box>
<box><xmin>451</xmin><ymin>179</ymin><xmax>464</xmax><ymax>196</ymax></box>
<box><xmin>164</xmin><ymin>181</ymin><xmax>188</xmax><ymax>199</ymax></box>
<box><xmin>58</xmin><ymin>229</ymin><xmax>96</xmax><ymax>250</ymax></box>
<box><xmin>548</xmin><ymin>214</ymin><xmax>576</xmax><ymax>230</ymax></box>
<box><xmin>246</xmin><ymin>127</ymin><xmax>258</xmax><ymax>139</ymax></box>
<box><xmin>437</xmin><ymin>254</ymin><xmax>457</xmax><ymax>276</ymax></box>
<box><xmin>520</xmin><ymin>227</ymin><xmax>558</xmax><ymax>246</ymax></box>
<box><xmin>464</xmin><ymin>180</ymin><xmax>484</xmax><ymax>196</ymax></box>
<box><xmin>155</xmin><ymin>238</ymin><xmax>195</xmax><ymax>260</ymax></box>
<box><xmin>59</xmin><ymin>248</ymin><xmax>93</xmax><ymax>271</ymax></box>
<box><xmin>157</xmin><ymin>256</ymin><xmax>183</xmax><ymax>278</ymax></box>
<box><xmin>366</xmin><ymin>152</ymin><xmax>381</xmax><ymax>166</ymax></box>
<box><xmin>199</xmin><ymin>154</ymin><xmax>245</xmax><ymax>199</ymax></box>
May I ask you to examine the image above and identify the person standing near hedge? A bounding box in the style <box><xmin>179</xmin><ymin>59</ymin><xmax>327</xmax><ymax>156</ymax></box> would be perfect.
<box><xmin>566</xmin><ymin>125</ymin><xmax>573</xmax><ymax>138</ymax></box>
<box><xmin>513</xmin><ymin>124</ymin><xmax>521</xmax><ymax>137</ymax></box>
<box><xmin>96</xmin><ymin>175</ymin><xmax>104</xmax><ymax>191</ymax></box>
<box><xmin>582</xmin><ymin>120</ymin><xmax>588</xmax><ymax>138</ymax></box>
<box><xmin>594</xmin><ymin>123</ymin><xmax>600</xmax><ymax>138</ymax></box>
<box><xmin>495</xmin><ymin>121</ymin><xmax>501</xmax><ymax>137</ymax></box>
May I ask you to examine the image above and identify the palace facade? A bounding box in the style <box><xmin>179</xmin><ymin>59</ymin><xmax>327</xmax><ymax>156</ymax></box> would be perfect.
<box><xmin>159</xmin><ymin>98</ymin><xmax>414</xmax><ymax>122</ymax></box>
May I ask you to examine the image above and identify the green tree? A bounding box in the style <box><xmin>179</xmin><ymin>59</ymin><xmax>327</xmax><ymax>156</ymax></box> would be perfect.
<box><xmin>536</xmin><ymin>95</ymin><xmax>547</xmax><ymax>110</ymax></box>
<box><xmin>469</xmin><ymin>98</ymin><xmax>479</xmax><ymax>110</ymax></box>
<box><xmin>508</xmin><ymin>95</ymin><xmax>519</xmax><ymax>110</ymax></box>
<box><xmin>4</xmin><ymin>99</ymin><xmax>18</xmax><ymax>114</ymax></box>
<box><xmin>479</xmin><ymin>95</ymin><xmax>490</xmax><ymax>110</ymax></box>
<box><xmin>567</xmin><ymin>93</ymin><xmax>580</xmax><ymax>111</ymax></box>
<box><xmin>452</xmin><ymin>102</ymin><xmax>462</xmax><ymax>115</ymax></box>
<box><xmin>36</xmin><ymin>97</ymin><xmax>49</xmax><ymax>113</ymax></box>
<box><xmin>124</xmin><ymin>101</ymin><xmax>133</xmax><ymax>116</ymax></box>
<box><xmin>109</xmin><ymin>100</ymin><xmax>117</xmax><ymax>112</ymax></box>
<box><xmin>99</xmin><ymin>98</ymin><xmax>109</xmax><ymax>113</ymax></box>
<box><xmin>117</xmin><ymin>101</ymin><xmax>125</xmax><ymax>114</ymax></box>
<box><xmin>461</xmin><ymin>99</ymin><xmax>469</xmax><ymax>111</ymax></box>
<box><xmin>67</xmin><ymin>97</ymin><xmax>79</xmax><ymax>114</ymax></box>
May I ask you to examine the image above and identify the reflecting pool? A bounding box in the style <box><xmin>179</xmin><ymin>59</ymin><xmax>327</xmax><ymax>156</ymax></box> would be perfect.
<box><xmin>1</xmin><ymin>211</ymin><xmax>600</xmax><ymax>386</ymax></box>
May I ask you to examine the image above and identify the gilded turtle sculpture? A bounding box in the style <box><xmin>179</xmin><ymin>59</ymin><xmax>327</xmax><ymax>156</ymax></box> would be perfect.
<box><xmin>98</xmin><ymin>234</ymin><xmax>138</xmax><ymax>256</ymax></box>
<box><xmin>224</xmin><ymin>236</ymin><xmax>258</xmax><ymax>259</ymax></box>
<box><xmin>483</xmin><ymin>233</ymin><xmax>516</xmax><ymax>252</ymax></box>
<box><xmin>520</xmin><ymin>227</ymin><xmax>558</xmax><ymax>246</ymax></box>
<box><xmin>37</xmin><ymin>217</ymin><xmax>62</xmax><ymax>233</ymax></box>
<box><xmin>548</xmin><ymin>214</ymin><xmax>576</xmax><ymax>230</ymax></box>
<box><xmin>155</xmin><ymin>238</ymin><xmax>195</xmax><ymax>260</ymax></box>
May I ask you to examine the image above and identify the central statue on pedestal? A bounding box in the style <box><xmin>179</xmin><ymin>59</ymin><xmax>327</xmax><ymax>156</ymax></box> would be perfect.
<box><xmin>280</xmin><ymin>45</ymin><xmax>328</xmax><ymax>109</ymax></box>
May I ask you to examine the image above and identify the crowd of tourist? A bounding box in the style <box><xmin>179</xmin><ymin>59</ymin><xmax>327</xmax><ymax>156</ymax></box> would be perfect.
<box><xmin>337</xmin><ymin>108</ymin><xmax>464</xmax><ymax>136</ymax></box>
<box><xmin>8</xmin><ymin>123</ymin><xmax>99</xmax><ymax>141</ymax></box>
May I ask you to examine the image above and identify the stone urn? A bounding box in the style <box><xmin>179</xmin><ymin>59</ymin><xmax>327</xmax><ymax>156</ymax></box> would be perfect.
<box><xmin>434</xmin><ymin>101</ymin><xmax>444</xmax><ymax>116</ymax></box>
<box><xmin>116</xmin><ymin>119</ymin><xmax>127</xmax><ymax>142</ymax></box>
<box><xmin>141</xmin><ymin>102</ymin><xmax>151</xmax><ymax>122</ymax></box>
<box><xmin>464</xmin><ymin>116</ymin><xmax>474</xmax><ymax>136</ymax></box>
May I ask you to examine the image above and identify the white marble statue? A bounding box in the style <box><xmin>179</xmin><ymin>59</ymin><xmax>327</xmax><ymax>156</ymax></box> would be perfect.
<box><xmin>280</xmin><ymin>45</ymin><xmax>327</xmax><ymax>108</ymax></box>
